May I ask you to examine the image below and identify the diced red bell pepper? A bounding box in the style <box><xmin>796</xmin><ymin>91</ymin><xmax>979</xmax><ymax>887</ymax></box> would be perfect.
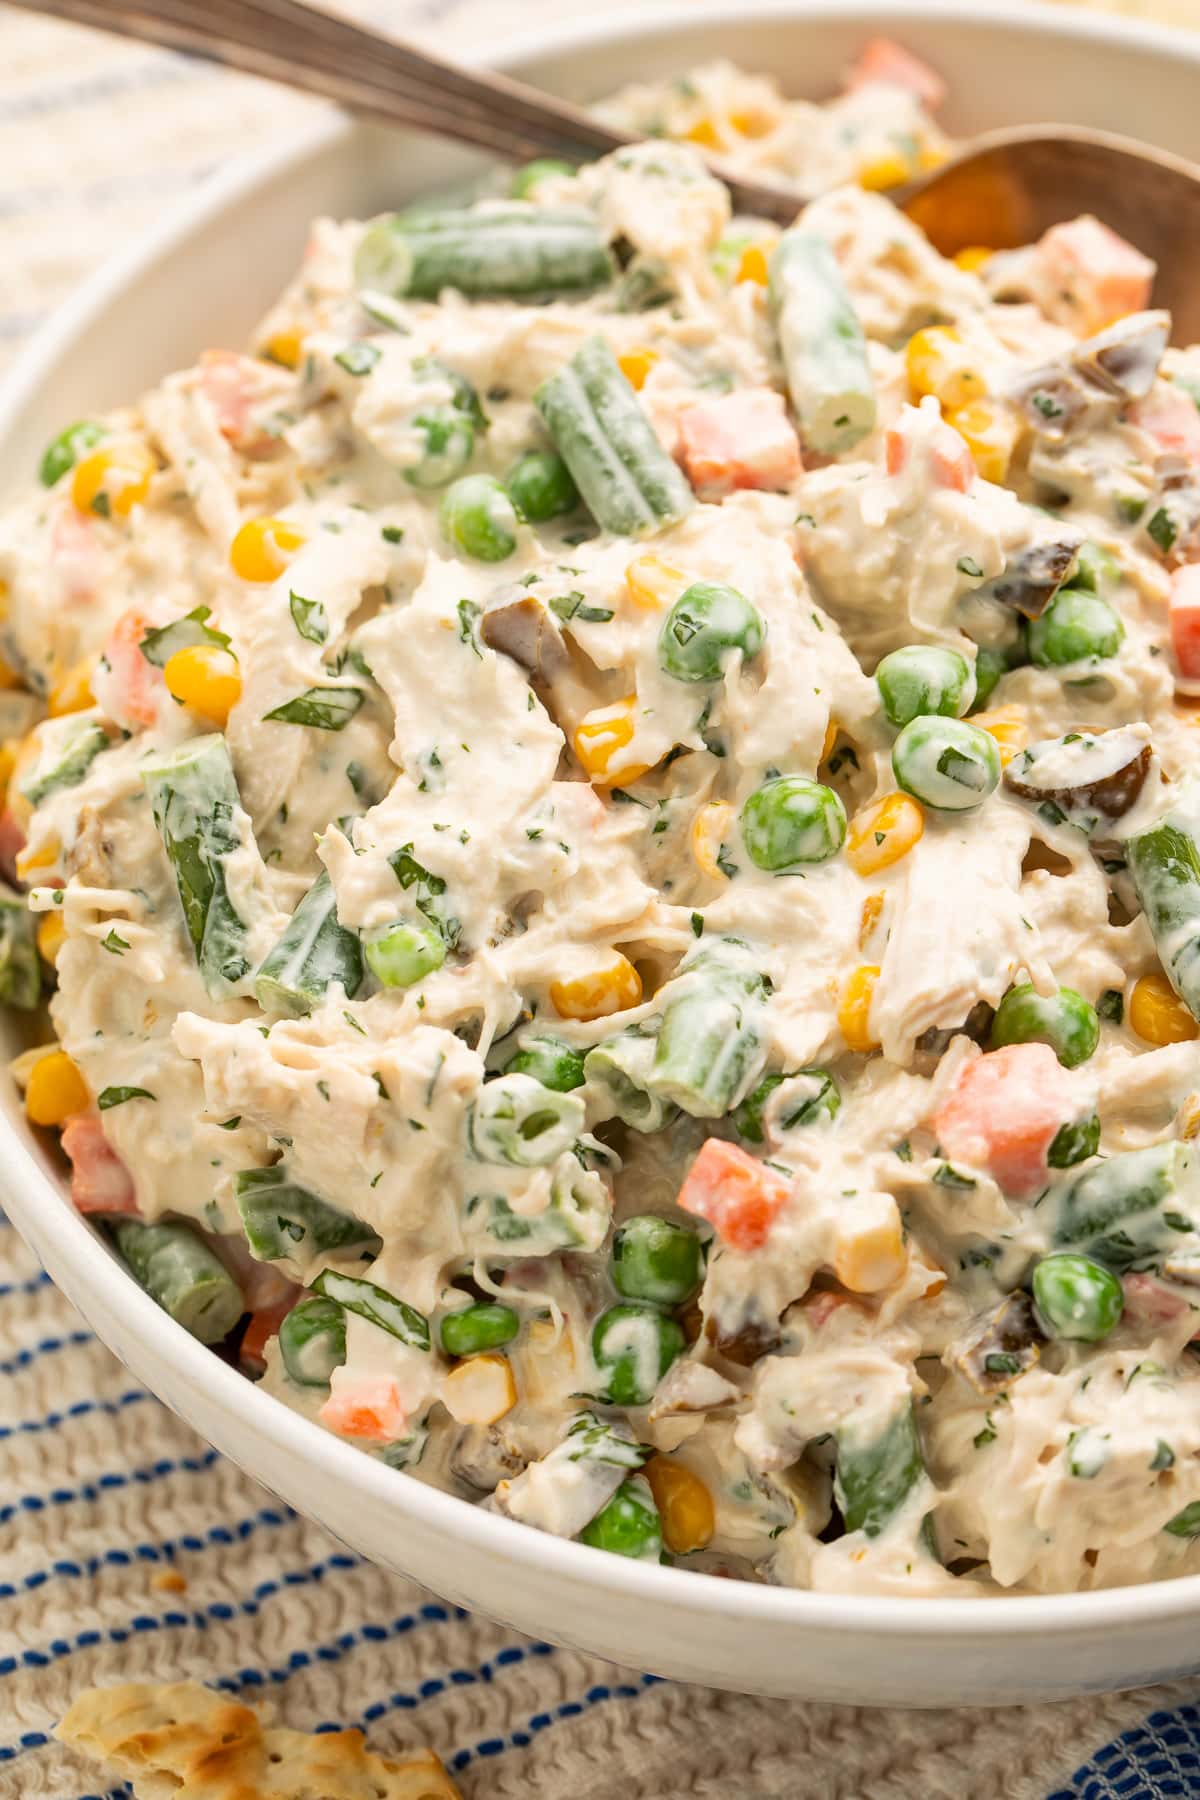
<box><xmin>676</xmin><ymin>389</ymin><xmax>802</xmax><ymax>497</ymax></box>
<box><xmin>676</xmin><ymin>1137</ymin><xmax>791</xmax><ymax>1252</ymax></box>
<box><xmin>60</xmin><ymin>1113</ymin><xmax>138</xmax><ymax>1216</ymax></box>
<box><xmin>1169</xmin><ymin>563</ymin><xmax>1200</xmax><ymax>679</ymax></box>
<box><xmin>240</xmin><ymin>1291</ymin><xmax>300</xmax><ymax>1371</ymax></box>
<box><xmin>1121</xmin><ymin>1272</ymin><xmax>1200</xmax><ymax>1339</ymax></box>
<box><xmin>847</xmin><ymin>37</ymin><xmax>946</xmax><ymax>110</ymax></box>
<box><xmin>1130</xmin><ymin>384</ymin><xmax>1200</xmax><ymax>465</ymax></box>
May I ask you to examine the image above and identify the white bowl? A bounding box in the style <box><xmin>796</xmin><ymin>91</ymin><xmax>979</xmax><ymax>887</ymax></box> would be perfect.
<box><xmin>5</xmin><ymin>0</ymin><xmax>1200</xmax><ymax>1706</ymax></box>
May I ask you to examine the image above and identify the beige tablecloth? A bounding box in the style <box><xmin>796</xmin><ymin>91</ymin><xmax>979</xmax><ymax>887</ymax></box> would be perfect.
<box><xmin>1</xmin><ymin>4</ymin><xmax>1199</xmax><ymax>1795</ymax></box>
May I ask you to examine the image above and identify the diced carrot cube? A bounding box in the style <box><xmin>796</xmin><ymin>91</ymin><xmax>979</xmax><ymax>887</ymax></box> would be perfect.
<box><xmin>676</xmin><ymin>389</ymin><xmax>802</xmax><ymax>498</ymax></box>
<box><xmin>676</xmin><ymin>1138</ymin><xmax>791</xmax><ymax>1252</ymax></box>
<box><xmin>240</xmin><ymin>1292</ymin><xmax>300</xmax><ymax>1370</ymax></box>
<box><xmin>1170</xmin><ymin>564</ymin><xmax>1200</xmax><ymax>679</ymax></box>
<box><xmin>1131</xmin><ymin>384</ymin><xmax>1200</xmax><ymax>464</ymax></box>
<box><xmin>932</xmin><ymin>1042</ymin><xmax>1082</xmax><ymax>1197</ymax></box>
<box><xmin>98</xmin><ymin>607</ymin><xmax>161</xmax><ymax>729</ymax></box>
<box><xmin>847</xmin><ymin>37</ymin><xmax>946</xmax><ymax>110</ymax></box>
<box><xmin>1031</xmin><ymin>217</ymin><xmax>1155</xmax><ymax>338</ymax></box>
<box><xmin>319</xmin><ymin>1374</ymin><xmax>409</xmax><ymax>1443</ymax></box>
<box><xmin>60</xmin><ymin>1114</ymin><xmax>138</xmax><ymax>1216</ymax></box>
<box><xmin>929</xmin><ymin>420</ymin><xmax>975</xmax><ymax>491</ymax></box>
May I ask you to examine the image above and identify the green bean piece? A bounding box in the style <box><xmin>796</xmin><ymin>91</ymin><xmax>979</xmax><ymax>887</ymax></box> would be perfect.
<box><xmin>278</xmin><ymin>1295</ymin><xmax>347</xmax><ymax>1386</ymax></box>
<box><xmin>355</xmin><ymin>204</ymin><xmax>615</xmax><ymax>301</ymax></box>
<box><xmin>440</xmin><ymin>1301</ymin><xmax>520</xmax><ymax>1357</ymax></box>
<box><xmin>612</xmin><ymin>1215</ymin><xmax>703</xmax><ymax>1307</ymax></box>
<box><xmin>141</xmin><ymin>734</ymin><xmax>255</xmax><ymax>997</ymax></box>
<box><xmin>592</xmin><ymin>1302</ymin><xmax>685</xmax><ymax>1406</ymax></box>
<box><xmin>507</xmin><ymin>449</ymin><xmax>579</xmax><ymax>522</ymax></box>
<box><xmin>0</xmin><ymin>888</ymin><xmax>41</xmax><ymax>1009</ymax></box>
<box><xmin>577</xmin><ymin>1475</ymin><xmax>662</xmax><ymax>1560</ymax></box>
<box><xmin>1053</xmin><ymin>1140</ymin><xmax>1198</xmax><ymax>1269</ymax></box>
<box><xmin>469</xmin><ymin>1073</ymin><xmax>585</xmax><ymax>1167</ymax></box>
<box><xmin>990</xmin><ymin>984</ymin><xmax>1100</xmax><ymax>1069</ymax></box>
<box><xmin>534</xmin><ymin>336</ymin><xmax>694</xmax><ymax>537</ymax></box>
<box><xmin>363</xmin><ymin>919</ymin><xmax>446</xmax><ymax>989</ymax></box>
<box><xmin>234</xmin><ymin>1167</ymin><xmax>381</xmax><ymax>1263</ymax></box>
<box><xmin>405</xmin><ymin>406</ymin><xmax>476</xmax><ymax>490</ymax></box>
<box><xmin>511</xmin><ymin>158</ymin><xmax>576</xmax><ymax>198</ymax></box>
<box><xmin>583</xmin><ymin>1030</ymin><xmax>678</xmax><ymax>1133</ymax></box>
<box><xmin>312</xmin><ymin>1267</ymin><xmax>430</xmax><ymax>1352</ymax></box>
<box><xmin>768</xmin><ymin>229</ymin><xmax>875</xmax><ymax>455</ymax></box>
<box><xmin>1126</xmin><ymin>782</ymin><xmax>1200</xmax><ymax>1021</ymax></box>
<box><xmin>1032</xmin><ymin>1253</ymin><xmax>1124</xmax><ymax>1342</ymax></box>
<box><xmin>20</xmin><ymin>717</ymin><xmax>109</xmax><ymax>808</ymax></box>
<box><xmin>503</xmin><ymin>1035</ymin><xmax>586</xmax><ymax>1092</ymax></box>
<box><xmin>835</xmin><ymin>1402</ymin><xmax>925</xmax><ymax>1538</ymax></box>
<box><xmin>255</xmin><ymin>871</ymin><xmax>364</xmax><ymax>1017</ymax></box>
<box><xmin>112</xmin><ymin>1218</ymin><xmax>244</xmax><ymax>1345</ymax></box>
<box><xmin>1047</xmin><ymin>1112</ymin><xmax>1101</xmax><ymax>1169</ymax></box>
<box><xmin>39</xmin><ymin>419</ymin><xmax>106</xmax><ymax>487</ymax></box>
<box><xmin>658</xmin><ymin>581</ymin><xmax>765</xmax><ymax>684</ymax></box>
<box><xmin>892</xmin><ymin>715</ymin><xmax>1001</xmax><ymax>812</ymax></box>
<box><xmin>740</xmin><ymin>776</ymin><xmax>846</xmax><ymax>870</ymax></box>
<box><xmin>650</xmin><ymin>968</ymin><xmax>766</xmax><ymax>1119</ymax></box>
<box><xmin>1028</xmin><ymin>588</ymin><xmax>1124</xmax><ymax>667</ymax></box>
<box><xmin>874</xmin><ymin>645</ymin><xmax>975</xmax><ymax>728</ymax></box>
<box><xmin>440</xmin><ymin>474</ymin><xmax>519</xmax><ymax>562</ymax></box>
<box><xmin>1165</xmin><ymin>1500</ymin><xmax>1200</xmax><ymax>1538</ymax></box>
<box><xmin>733</xmin><ymin>1067</ymin><xmax>840</xmax><ymax>1143</ymax></box>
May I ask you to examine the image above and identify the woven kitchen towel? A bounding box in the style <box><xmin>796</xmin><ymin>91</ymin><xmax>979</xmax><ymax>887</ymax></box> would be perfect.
<box><xmin>4</xmin><ymin>1</ymin><xmax>1200</xmax><ymax>1795</ymax></box>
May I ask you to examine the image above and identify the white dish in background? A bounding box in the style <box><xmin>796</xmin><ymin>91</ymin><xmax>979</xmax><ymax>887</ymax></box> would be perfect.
<box><xmin>4</xmin><ymin>0</ymin><xmax>1200</xmax><ymax>1706</ymax></box>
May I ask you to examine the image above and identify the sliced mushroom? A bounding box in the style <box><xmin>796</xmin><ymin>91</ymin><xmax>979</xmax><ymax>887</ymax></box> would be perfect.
<box><xmin>915</xmin><ymin>999</ymin><xmax>995</xmax><ymax>1066</ymax></box>
<box><xmin>1074</xmin><ymin>310</ymin><xmax>1170</xmax><ymax>402</ymax></box>
<box><xmin>949</xmin><ymin>1290</ymin><xmax>1045</xmax><ymax>1395</ymax></box>
<box><xmin>705</xmin><ymin>1309</ymin><xmax>782</xmax><ymax>1367</ymax></box>
<box><xmin>480</xmin><ymin>590</ymin><xmax>571</xmax><ymax>684</ymax></box>
<box><xmin>1004</xmin><ymin>725</ymin><xmax>1152</xmax><ymax>832</ymax></box>
<box><xmin>449</xmin><ymin>1422</ymin><xmax>527</xmax><ymax>1493</ymax></box>
<box><xmin>648</xmin><ymin>1357</ymin><xmax>742</xmax><ymax>1422</ymax></box>
<box><xmin>977</xmin><ymin>530</ymin><xmax>1084</xmax><ymax>620</ymax></box>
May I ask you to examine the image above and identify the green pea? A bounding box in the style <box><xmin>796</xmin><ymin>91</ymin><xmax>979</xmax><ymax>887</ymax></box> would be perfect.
<box><xmin>440</xmin><ymin>1301</ymin><xmax>520</xmax><ymax>1356</ymax></box>
<box><xmin>991</xmin><ymin>983</ymin><xmax>1100</xmax><ymax>1068</ymax></box>
<box><xmin>440</xmin><ymin>474</ymin><xmax>519</xmax><ymax>563</ymax></box>
<box><xmin>1047</xmin><ymin>1112</ymin><xmax>1101</xmax><ymax>1169</ymax></box>
<box><xmin>612</xmin><ymin>1215</ymin><xmax>703</xmax><ymax>1307</ymax></box>
<box><xmin>578</xmin><ymin>1476</ymin><xmax>662</xmax><ymax>1559</ymax></box>
<box><xmin>1070</xmin><ymin>541</ymin><xmax>1121</xmax><ymax>596</ymax></box>
<box><xmin>658</xmin><ymin>581</ymin><xmax>766</xmax><ymax>683</ymax></box>
<box><xmin>503</xmin><ymin>1034</ymin><xmax>586</xmax><ymax>1091</ymax></box>
<box><xmin>874</xmin><ymin>645</ymin><xmax>975</xmax><ymax>729</ymax></box>
<box><xmin>1032</xmin><ymin>1253</ymin><xmax>1123</xmax><ymax>1342</ymax></box>
<box><xmin>405</xmin><ymin>406</ymin><xmax>476</xmax><ymax>489</ymax></box>
<box><xmin>741</xmin><ymin>776</ymin><xmax>846</xmax><ymax>870</ymax></box>
<box><xmin>39</xmin><ymin>420</ymin><xmax>106</xmax><ymax>488</ymax></box>
<box><xmin>511</xmin><ymin>158</ymin><xmax>575</xmax><ymax>198</ymax></box>
<box><xmin>364</xmin><ymin>919</ymin><xmax>445</xmax><ymax>988</ymax></box>
<box><xmin>507</xmin><ymin>450</ymin><xmax>579</xmax><ymax>523</ymax></box>
<box><xmin>278</xmin><ymin>1296</ymin><xmax>347</xmax><ymax>1387</ymax></box>
<box><xmin>733</xmin><ymin>1067</ymin><xmax>840</xmax><ymax>1143</ymax></box>
<box><xmin>968</xmin><ymin>646</ymin><xmax>1007</xmax><ymax>712</ymax></box>
<box><xmin>892</xmin><ymin>715</ymin><xmax>1001</xmax><ymax>812</ymax></box>
<box><xmin>592</xmin><ymin>1302</ymin><xmax>685</xmax><ymax>1406</ymax></box>
<box><xmin>1028</xmin><ymin>588</ymin><xmax>1124</xmax><ymax>667</ymax></box>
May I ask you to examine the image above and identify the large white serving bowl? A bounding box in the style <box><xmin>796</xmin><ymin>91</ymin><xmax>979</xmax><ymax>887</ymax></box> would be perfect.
<box><xmin>4</xmin><ymin>0</ymin><xmax>1200</xmax><ymax>1707</ymax></box>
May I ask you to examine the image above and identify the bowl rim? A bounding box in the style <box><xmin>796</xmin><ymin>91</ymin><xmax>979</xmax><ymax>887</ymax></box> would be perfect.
<box><xmin>5</xmin><ymin>0</ymin><xmax>1200</xmax><ymax>1640</ymax></box>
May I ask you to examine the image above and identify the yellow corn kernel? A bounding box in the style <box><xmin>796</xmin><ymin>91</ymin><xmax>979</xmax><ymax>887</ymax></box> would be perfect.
<box><xmin>550</xmin><ymin>952</ymin><xmax>643</xmax><ymax>1022</ymax></box>
<box><xmin>839</xmin><ymin>964</ymin><xmax>880</xmax><ymax>1054</ymax></box>
<box><xmin>845</xmin><ymin>792</ymin><xmax>925</xmax><ymax>877</ymax></box>
<box><xmin>859</xmin><ymin>890</ymin><xmax>884</xmax><ymax>947</ymax></box>
<box><xmin>685</xmin><ymin>118</ymin><xmax>721</xmax><ymax>149</ymax></box>
<box><xmin>905</xmin><ymin>325</ymin><xmax>985</xmax><ymax>412</ymax></box>
<box><xmin>48</xmin><ymin>658</ymin><xmax>96</xmax><ymax>718</ymax></box>
<box><xmin>944</xmin><ymin>400</ymin><xmax>1019</xmax><ymax>486</ymax></box>
<box><xmin>820</xmin><ymin>718</ymin><xmax>839</xmax><ymax>764</ymax></box>
<box><xmin>16</xmin><ymin>836</ymin><xmax>61</xmax><ymax>881</ymax></box>
<box><xmin>834</xmin><ymin>1192</ymin><xmax>907</xmax><ymax>1294</ymax></box>
<box><xmin>644</xmin><ymin>1455</ymin><xmax>715</xmax><ymax>1554</ymax></box>
<box><xmin>25</xmin><ymin>1049</ymin><xmax>88</xmax><ymax>1127</ymax></box>
<box><xmin>36</xmin><ymin>911</ymin><xmax>66</xmax><ymax>967</ymax></box>
<box><xmin>971</xmin><ymin>704</ymin><xmax>1027</xmax><ymax>768</ymax></box>
<box><xmin>263</xmin><ymin>329</ymin><xmax>302</xmax><ymax>369</ymax></box>
<box><xmin>229</xmin><ymin>515</ymin><xmax>306</xmax><ymax>583</ymax></box>
<box><xmin>690</xmin><ymin>800</ymin><xmax>734</xmax><ymax>880</ymax></box>
<box><xmin>618</xmin><ymin>346</ymin><xmax>659</xmax><ymax>391</ymax></box>
<box><xmin>955</xmin><ymin>245</ymin><xmax>996</xmax><ymax>274</ymax></box>
<box><xmin>519</xmin><ymin>1316</ymin><xmax>577</xmax><ymax>1406</ymax></box>
<box><xmin>71</xmin><ymin>443</ymin><xmax>155</xmax><ymax>519</ymax></box>
<box><xmin>0</xmin><ymin>739</ymin><xmax>15</xmax><ymax>810</ymax></box>
<box><xmin>573</xmin><ymin>696</ymin><xmax>650</xmax><ymax>787</ymax></box>
<box><xmin>735</xmin><ymin>243</ymin><xmax>771</xmax><ymax>286</ymax></box>
<box><xmin>728</xmin><ymin>108</ymin><xmax>772</xmax><ymax>139</ymax></box>
<box><xmin>440</xmin><ymin>1353</ymin><xmax>517</xmax><ymax>1426</ymax></box>
<box><xmin>858</xmin><ymin>150</ymin><xmax>913</xmax><ymax>193</ymax></box>
<box><xmin>626</xmin><ymin>554</ymin><xmax>687</xmax><ymax>613</ymax></box>
<box><xmin>163</xmin><ymin>644</ymin><xmax>242</xmax><ymax>728</ymax></box>
<box><xmin>1130</xmin><ymin>973</ymin><xmax>1199</xmax><ymax>1047</ymax></box>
